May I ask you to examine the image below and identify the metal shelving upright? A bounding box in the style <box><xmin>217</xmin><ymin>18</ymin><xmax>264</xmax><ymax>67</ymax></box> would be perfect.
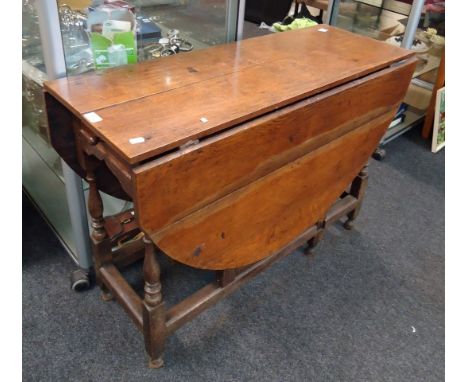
<box><xmin>22</xmin><ymin>0</ymin><xmax>244</xmax><ymax>289</ymax></box>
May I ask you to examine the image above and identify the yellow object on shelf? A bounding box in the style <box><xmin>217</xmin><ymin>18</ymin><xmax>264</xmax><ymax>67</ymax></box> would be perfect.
<box><xmin>273</xmin><ymin>18</ymin><xmax>318</xmax><ymax>32</ymax></box>
<box><xmin>58</xmin><ymin>0</ymin><xmax>91</xmax><ymax>10</ymax></box>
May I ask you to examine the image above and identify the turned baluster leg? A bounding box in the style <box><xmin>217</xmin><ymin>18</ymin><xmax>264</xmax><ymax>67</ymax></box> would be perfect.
<box><xmin>305</xmin><ymin>219</ymin><xmax>325</xmax><ymax>256</ymax></box>
<box><xmin>142</xmin><ymin>235</ymin><xmax>166</xmax><ymax>369</ymax></box>
<box><xmin>216</xmin><ymin>269</ymin><xmax>237</xmax><ymax>287</ymax></box>
<box><xmin>85</xmin><ymin>157</ymin><xmax>113</xmax><ymax>300</ymax></box>
<box><xmin>344</xmin><ymin>164</ymin><xmax>369</xmax><ymax>230</ymax></box>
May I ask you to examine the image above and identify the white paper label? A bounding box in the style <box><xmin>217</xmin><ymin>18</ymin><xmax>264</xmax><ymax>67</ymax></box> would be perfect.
<box><xmin>200</xmin><ymin>117</ymin><xmax>208</xmax><ymax>123</ymax></box>
<box><xmin>318</xmin><ymin>28</ymin><xmax>328</xmax><ymax>33</ymax></box>
<box><xmin>83</xmin><ymin>112</ymin><xmax>103</xmax><ymax>123</ymax></box>
<box><xmin>129</xmin><ymin>137</ymin><xmax>145</xmax><ymax>144</ymax></box>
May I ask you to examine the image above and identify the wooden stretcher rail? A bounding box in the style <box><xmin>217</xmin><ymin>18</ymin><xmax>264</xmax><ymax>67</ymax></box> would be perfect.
<box><xmin>100</xmin><ymin>264</ymin><xmax>144</xmax><ymax>332</ymax></box>
<box><xmin>111</xmin><ymin>240</ymin><xmax>145</xmax><ymax>269</ymax></box>
<box><xmin>325</xmin><ymin>195</ymin><xmax>359</xmax><ymax>226</ymax></box>
<box><xmin>97</xmin><ymin>194</ymin><xmax>359</xmax><ymax>338</ymax></box>
<box><xmin>165</xmin><ymin>222</ymin><xmax>320</xmax><ymax>335</ymax></box>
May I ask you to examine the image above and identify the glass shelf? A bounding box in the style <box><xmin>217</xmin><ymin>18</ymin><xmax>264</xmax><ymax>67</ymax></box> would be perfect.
<box><xmin>331</xmin><ymin>0</ymin><xmax>445</xmax><ymax>144</ymax></box>
<box><xmin>57</xmin><ymin>0</ymin><xmax>230</xmax><ymax>77</ymax></box>
<box><xmin>22</xmin><ymin>0</ymin><xmax>237</xmax><ymax>263</ymax></box>
<box><xmin>22</xmin><ymin>0</ymin><xmax>46</xmax><ymax>72</ymax></box>
<box><xmin>382</xmin><ymin>106</ymin><xmax>425</xmax><ymax>144</ymax></box>
<box><xmin>335</xmin><ymin>0</ymin><xmax>409</xmax><ymax>39</ymax></box>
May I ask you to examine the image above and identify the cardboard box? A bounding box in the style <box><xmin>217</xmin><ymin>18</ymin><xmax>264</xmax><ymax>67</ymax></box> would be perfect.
<box><xmin>377</xmin><ymin>23</ymin><xmax>405</xmax><ymax>41</ymax></box>
<box><xmin>403</xmin><ymin>83</ymin><xmax>432</xmax><ymax>111</ymax></box>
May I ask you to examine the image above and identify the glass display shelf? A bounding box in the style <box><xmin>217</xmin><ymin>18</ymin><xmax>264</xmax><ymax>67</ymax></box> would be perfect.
<box><xmin>23</xmin><ymin>0</ymin><xmax>46</xmax><ymax>72</ymax></box>
<box><xmin>23</xmin><ymin>0</ymin><xmax>79</xmax><ymax>257</ymax></box>
<box><xmin>334</xmin><ymin>0</ymin><xmax>444</xmax><ymax>83</ymax></box>
<box><xmin>381</xmin><ymin>106</ymin><xmax>423</xmax><ymax>144</ymax></box>
<box><xmin>334</xmin><ymin>0</ymin><xmax>410</xmax><ymax>40</ymax></box>
<box><xmin>331</xmin><ymin>0</ymin><xmax>445</xmax><ymax>149</ymax></box>
<box><xmin>57</xmin><ymin>0</ymin><xmax>230</xmax><ymax>76</ymax></box>
<box><xmin>22</xmin><ymin>0</ymin><xmax>237</xmax><ymax>266</ymax></box>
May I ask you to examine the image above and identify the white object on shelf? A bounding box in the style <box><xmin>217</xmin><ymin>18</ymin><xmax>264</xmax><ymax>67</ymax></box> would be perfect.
<box><xmin>385</xmin><ymin>36</ymin><xmax>429</xmax><ymax>53</ymax></box>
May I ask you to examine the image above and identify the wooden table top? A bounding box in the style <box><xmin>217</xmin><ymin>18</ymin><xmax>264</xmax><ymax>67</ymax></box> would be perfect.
<box><xmin>44</xmin><ymin>25</ymin><xmax>412</xmax><ymax>164</ymax></box>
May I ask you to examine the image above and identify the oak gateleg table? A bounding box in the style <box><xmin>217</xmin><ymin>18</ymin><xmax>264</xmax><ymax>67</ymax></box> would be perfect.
<box><xmin>44</xmin><ymin>25</ymin><xmax>415</xmax><ymax>368</ymax></box>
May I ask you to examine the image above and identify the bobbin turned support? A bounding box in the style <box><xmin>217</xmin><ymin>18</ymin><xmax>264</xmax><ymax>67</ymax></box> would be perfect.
<box><xmin>142</xmin><ymin>235</ymin><xmax>166</xmax><ymax>368</ymax></box>
<box><xmin>305</xmin><ymin>219</ymin><xmax>325</xmax><ymax>256</ymax></box>
<box><xmin>344</xmin><ymin>164</ymin><xmax>369</xmax><ymax>230</ymax></box>
<box><xmin>85</xmin><ymin>156</ymin><xmax>113</xmax><ymax>300</ymax></box>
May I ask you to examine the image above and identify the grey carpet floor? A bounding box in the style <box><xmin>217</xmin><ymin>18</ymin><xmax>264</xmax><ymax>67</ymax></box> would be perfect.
<box><xmin>22</xmin><ymin>128</ymin><xmax>444</xmax><ymax>382</ymax></box>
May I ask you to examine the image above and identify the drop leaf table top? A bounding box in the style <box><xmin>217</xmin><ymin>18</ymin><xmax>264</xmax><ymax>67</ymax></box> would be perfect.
<box><xmin>45</xmin><ymin>26</ymin><xmax>413</xmax><ymax>163</ymax></box>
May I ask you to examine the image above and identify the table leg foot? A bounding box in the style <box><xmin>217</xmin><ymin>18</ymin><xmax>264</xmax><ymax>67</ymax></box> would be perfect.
<box><xmin>343</xmin><ymin>218</ymin><xmax>354</xmax><ymax>230</ymax></box>
<box><xmin>148</xmin><ymin>357</ymin><xmax>164</xmax><ymax>369</ymax></box>
<box><xmin>304</xmin><ymin>222</ymin><xmax>325</xmax><ymax>255</ymax></box>
<box><xmin>304</xmin><ymin>244</ymin><xmax>317</xmax><ymax>256</ymax></box>
<box><xmin>101</xmin><ymin>290</ymin><xmax>114</xmax><ymax>301</ymax></box>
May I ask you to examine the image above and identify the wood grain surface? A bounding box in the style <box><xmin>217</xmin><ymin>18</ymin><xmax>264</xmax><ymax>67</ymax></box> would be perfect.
<box><xmin>149</xmin><ymin>111</ymin><xmax>396</xmax><ymax>270</ymax></box>
<box><xmin>44</xmin><ymin>24</ymin><xmax>417</xmax><ymax>365</ymax></box>
<box><xmin>44</xmin><ymin>25</ymin><xmax>412</xmax><ymax>164</ymax></box>
<box><xmin>133</xmin><ymin>60</ymin><xmax>416</xmax><ymax>234</ymax></box>
<box><xmin>44</xmin><ymin>26</ymin><xmax>416</xmax><ymax>270</ymax></box>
